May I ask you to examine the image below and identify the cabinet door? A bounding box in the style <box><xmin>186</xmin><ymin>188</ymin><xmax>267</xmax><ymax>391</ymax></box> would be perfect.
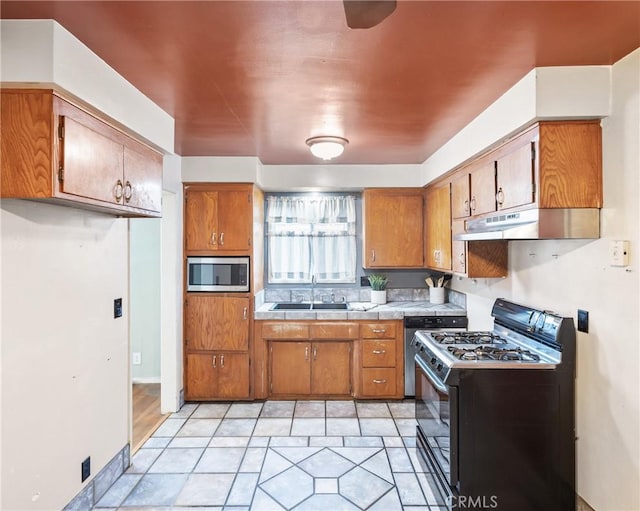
<box><xmin>452</xmin><ymin>239</ymin><xmax>467</xmax><ymax>275</ymax></box>
<box><xmin>451</xmin><ymin>172</ymin><xmax>470</xmax><ymax>219</ymax></box>
<box><xmin>363</xmin><ymin>190</ymin><xmax>424</xmax><ymax>268</ymax></box>
<box><xmin>270</xmin><ymin>342</ymin><xmax>311</xmax><ymax>395</ymax></box>
<box><xmin>469</xmin><ymin>162</ymin><xmax>496</xmax><ymax>216</ymax></box>
<box><xmin>425</xmin><ymin>183</ymin><xmax>452</xmax><ymax>270</ymax></box>
<box><xmin>123</xmin><ymin>145</ymin><xmax>162</xmax><ymax>212</ymax></box>
<box><xmin>217</xmin><ymin>352</ymin><xmax>250</xmax><ymax>399</ymax></box>
<box><xmin>217</xmin><ymin>190</ymin><xmax>252</xmax><ymax>251</ymax></box>
<box><xmin>185</xmin><ymin>189</ymin><xmax>219</xmax><ymax>251</ymax></box>
<box><xmin>496</xmin><ymin>141</ymin><xmax>535</xmax><ymax>211</ymax></box>
<box><xmin>311</xmin><ymin>342</ymin><xmax>351</xmax><ymax>395</ymax></box>
<box><xmin>185</xmin><ymin>296</ymin><xmax>249</xmax><ymax>351</ymax></box>
<box><xmin>185</xmin><ymin>353</ymin><xmax>217</xmax><ymax>400</ymax></box>
<box><xmin>60</xmin><ymin>114</ymin><xmax>124</xmax><ymax>205</ymax></box>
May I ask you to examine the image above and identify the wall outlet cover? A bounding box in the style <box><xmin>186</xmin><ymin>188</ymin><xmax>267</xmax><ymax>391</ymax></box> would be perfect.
<box><xmin>360</xmin><ymin>276</ymin><xmax>370</xmax><ymax>287</ymax></box>
<box><xmin>81</xmin><ymin>457</ymin><xmax>90</xmax><ymax>482</ymax></box>
<box><xmin>132</xmin><ymin>352</ymin><xmax>142</xmax><ymax>365</ymax></box>
<box><xmin>114</xmin><ymin>298</ymin><xmax>123</xmax><ymax>318</ymax></box>
<box><xmin>577</xmin><ymin>310</ymin><xmax>589</xmax><ymax>333</ymax></box>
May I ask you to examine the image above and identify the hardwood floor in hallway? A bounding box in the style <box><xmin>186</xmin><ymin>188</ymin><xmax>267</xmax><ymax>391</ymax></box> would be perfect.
<box><xmin>132</xmin><ymin>383</ymin><xmax>169</xmax><ymax>452</ymax></box>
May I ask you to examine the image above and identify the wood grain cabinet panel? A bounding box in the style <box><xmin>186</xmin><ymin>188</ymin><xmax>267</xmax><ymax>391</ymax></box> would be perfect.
<box><xmin>311</xmin><ymin>342</ymin><xmax>351</xmax><ymax>395</ymax></box>
<box><xmin>270</xmin><ymin>342</ymin><xmax>312</xmax><ymax>395</ymax></box>
<box><xmin>361</xmin><ymin>368</ymin><xmax>397</xmax><ymax>397</ymax></box>
<box><xmin>357</xmin><ymin>321</ymin><xmax>403</xmax><ymax>399</ymax></box>
<box><xmin>362</xmin><ymin>340</ymin><xmax>396</xmax><ymax>367</ymax></box>
<box><xmin>184</xmin><ymin>184</ymin><xmax>253</xmax><ymax>253</ymax></box>
<box><xmin>496</xmin><ymin>141</ymin><xmax>535</xmax><ymax>211</ymax></box>
<box><xmin>425</xmin><ymin>182</ymin><xmax>452</xmax><ymax>271</ymax></box>
<box><xmin>363</xmin><ymin>188</ymin><xmax>425</xmax><ymax>268</ymax></box>
<box><xmin>1</xmin><ymin>89</ymin><xmax>162</xmax><ymax>217</ymax></box>
<box><xmin>185</xmin><ymin>295</ymin><xmax>249</xmax><ymax>351</ymax></box>
<box><xmin>185</xmin><ymin>352</ymin><xmax>250</xmax><ymax>400</ymax></box>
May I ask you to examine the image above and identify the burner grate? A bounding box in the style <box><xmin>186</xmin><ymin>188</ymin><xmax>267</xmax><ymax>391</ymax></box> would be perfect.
<box><xmin>432</xmin><ymin>331</ymin><xmax>507</xmax><ymax>345</ymax></box>
<box><xmin>447</xmin><ymin>346</ymin><xmax>541</xmax><ymax>362</ymax></box>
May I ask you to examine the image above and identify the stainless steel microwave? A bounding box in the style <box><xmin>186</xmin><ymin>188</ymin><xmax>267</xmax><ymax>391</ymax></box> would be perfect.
<box><xmin>187</xmin><ymin>256</ymin><xmax>250</xmax><ymax>292</ymax></box>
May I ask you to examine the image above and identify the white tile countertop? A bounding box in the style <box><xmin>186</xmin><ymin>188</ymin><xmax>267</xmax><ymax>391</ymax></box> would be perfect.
<box><xmin>254</xmin><ymin>301</ymin><xmax>466</xmax><ymax>320</ymax></box>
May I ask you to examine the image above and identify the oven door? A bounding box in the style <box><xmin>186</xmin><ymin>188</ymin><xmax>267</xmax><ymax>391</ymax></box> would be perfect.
<box><xmin>415</xmin><ymin>355</ymin><xmax>458</xmax><ymax>495</ymax></box>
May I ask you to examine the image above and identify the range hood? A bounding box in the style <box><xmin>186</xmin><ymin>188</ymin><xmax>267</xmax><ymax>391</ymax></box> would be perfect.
<box><xmin>454</xmin><ymin>208</ymin><xmax>600</xmax><ymax>241</ymax></box>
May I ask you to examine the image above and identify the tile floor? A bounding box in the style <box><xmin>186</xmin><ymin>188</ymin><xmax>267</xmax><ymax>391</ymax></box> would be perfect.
<box><xmin>94</xmin><ymin>400</ymin><xmax>447</xmax><ymax>510</ymax></box>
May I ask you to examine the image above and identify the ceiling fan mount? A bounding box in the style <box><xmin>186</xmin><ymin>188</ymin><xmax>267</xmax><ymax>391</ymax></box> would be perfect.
<box><xmin>343</xmin><ymin>0</ymin><xmax>397</xmax><ymax>29</ymax></box>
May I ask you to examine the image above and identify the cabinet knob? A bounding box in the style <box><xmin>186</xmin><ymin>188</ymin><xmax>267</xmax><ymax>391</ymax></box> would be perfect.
<box><xmin>371</xmin><ymin>249</ymin><xmax>376</xmax><ymax>262</ymax></box>
<box><xmin>496</xmin><ymin>188</ymin><xmax>505</xmax><ymax>207</ymax></box>
<box><xmin>212</xmin><ymin>355</ymin><xmax>217</xmax><ymax>368</ymax></box>
<box><xmin>372</xmin><ymin>349</ymin><xmax>386</xmax><ymax>354</ymax></box>
<box><xmin>470</xmin><ymin>196</ymin><xmax>476</xmax><ymax>213</ymax></box>
<box><xmin>243</xmin><ymin>307</ymin><xmax>248</xmax><ymax>320</ymax></box>
<box><xmin>463</xmin><ymin>198</ymin><xmax>469</xmax><ymax>213</ymax></box>
<box><xmin>305</xmin><ymin>346</ymin><xmax>309</xmax><ymax>361</ymax></box>
<box><xmin>113</xmin><ymin>180</ymin><xmax>124</xmax><ymax>202</ymax></box>
<box><xmin>220</xmin><ymin>232</ymin><xmax>225</xmax><ymax>245</ymax></box>
<box><xmin>313</xmin><ymin>346</ymin><xmax>317</xmax><ymax>360</ymax></box>
<box><xmin>211</xmin><ymin>232</ymin><xmax>217</xmax><ymax>245</ymax></box>
<box><xmin>220</xmin><ymin>355</ymin><xmax>225</xmax><ymax>368</ymax></box>
<box><xmin>373</xmin><ymin>379</ymin><xmax>387</xmax><ymax>384</ymax></box>
<box><xmin>459</xmin><ymin>252</ymin><xmax>466</xmax><ymax>267</ymax></box>
<box><xmin>124</xmin><ymin>181</ymin><xmax>133</xmax><ymax>203</ymax></box>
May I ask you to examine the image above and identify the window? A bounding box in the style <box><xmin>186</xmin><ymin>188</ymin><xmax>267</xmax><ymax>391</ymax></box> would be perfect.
<box><xmin>266</xmin><ymin>194</ymin><xmax>356</xmax><ymax>284</ymax></box>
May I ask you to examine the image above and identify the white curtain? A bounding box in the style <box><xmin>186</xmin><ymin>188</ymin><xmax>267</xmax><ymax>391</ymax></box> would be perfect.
<box><xmin>266</xmin><ymin>195</ymin><xmax>356</xmax><ymax>283</ymax></box>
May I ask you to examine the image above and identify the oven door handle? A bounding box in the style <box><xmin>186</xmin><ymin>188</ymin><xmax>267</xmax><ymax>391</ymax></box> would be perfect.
<box><xmin>415</xmin><ymin>354</ymin><xmax>449</xmax><ymax>395</ymax></box>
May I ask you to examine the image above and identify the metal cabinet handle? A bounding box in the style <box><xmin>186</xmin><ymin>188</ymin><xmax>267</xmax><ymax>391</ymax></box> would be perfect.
<box><xmin>124</xmin><ymin>181</ymin><xmax>133</xmax><ymax>202</ymax></box>
<box><xmin>470</xmin><ymin>196</ymin><xmax>476</xmax><ymax>213</ymax></box>
<box><xmin>463</xmin><ymin>198</ymin><xmax>469</xmax><ymax>214</ymax></box>
<box><xmin>211</xmin><ymin>232</ymin><xmax>217</xmax><ymax>245</ymax></box>
<box><xmin>220</xmin><ymin>355</ymin><xmax>224</xmax><ymax>368</ymax></box>
<box><xmin>313</xmin><ymin>346</ymin><xmax>317</xmax><ymax>360</ymax></box>
<box><xmin>372</xmin><ymin>349</ymin><xmax>386</xmax><ymax>354</ymax></box>
<box><xmin>220</xmin><ymin>232</ymin><xmax>225</xmax><ymax>245</ymax></box>
<box><xmin>373</xmin><ymin>379</ymin><xmax>387</xmax><ymax>384</ymax></box>
<box><xmin>459</xmin><ymin>252</ymin><xmax>466</xmax><ymax>267</ymax></box>
<box><xmin>372</xmin><ymin>328</ymin><xmax>386</xmax><ymax>334</ymax></box>
<box><xmin>114</xmin><ymin>179</ymin><xmax>124</xmax><ymax>202</ymax></box>
<box><xmin>371</xmin><ymin>249</ymin><xmax>376</xmax><ymax>262</ymax></box>
<box><xmin>212</xmin><ymin>355</ymin><xmax>217</xmax><ymax>368</ymax></box>
<box><xmin>305</xmin><ymin>346</ymin><xmax>309</xmax><ymax>361</ymax></box>
<box><xmin>496</xmin><ymin>187</ymin><xmax>505</xmax><ymax>207</ymax></box>
<box><xmin>243</xmin><ymin>307</ymin><xmax>248</xmax><ymax>320</ymax></box>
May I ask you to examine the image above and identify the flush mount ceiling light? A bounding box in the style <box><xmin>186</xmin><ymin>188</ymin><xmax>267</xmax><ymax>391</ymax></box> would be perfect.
<box><xmin>305</xmin><ymin>136</ymin><xmax>349</xmax><ymax>160</ymax></box>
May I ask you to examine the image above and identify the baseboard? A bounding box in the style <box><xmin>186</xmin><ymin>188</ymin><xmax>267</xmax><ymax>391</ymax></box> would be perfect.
<box><xmin>132</xmin><ymin>376</ymin><xmax>161</xmax><ymax>384</ymax></box>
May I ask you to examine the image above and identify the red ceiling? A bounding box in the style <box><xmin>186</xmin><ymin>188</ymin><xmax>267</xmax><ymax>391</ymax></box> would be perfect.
<box><xmin>2</xmin><ymin>1</ymin><xmax>639</xmax><ymax>164</ymax></box>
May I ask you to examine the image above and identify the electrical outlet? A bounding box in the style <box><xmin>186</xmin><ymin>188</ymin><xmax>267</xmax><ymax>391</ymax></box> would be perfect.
<box><xmin>114</xmin><ymin>298</ymin><xmax>123</xmax><ymax>318</ymax></box>
<box><xmin>132</xmin><ymin>352</ymin><xmax>142</xmax><ymax>365</ymax></box>
<box><xmin>81</xmin><ymin>457</ymin><xmax>90</xmax><ymax>482</ymax></box>
<box><xmin>577</xmin><ymin>310</ymin><xmax>589</xmax><ymax>333</ymax></box>
<box><xmin>360</xmin><ymin>276</ymin><xmax>370</xmax><ymax>287</ymax></box>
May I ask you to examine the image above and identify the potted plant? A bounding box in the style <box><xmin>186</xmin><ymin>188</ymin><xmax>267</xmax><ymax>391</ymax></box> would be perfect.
<box><xmin>368</xmin><ymin>274</ymin><xmax>389</xmax><ymax>305</ymax></box>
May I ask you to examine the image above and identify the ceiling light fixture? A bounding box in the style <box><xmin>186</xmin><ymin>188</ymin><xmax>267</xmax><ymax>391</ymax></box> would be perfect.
<box><xmin>305</xmin><ymin>136</ymin><xmax>349</xmax><ymax>160</ymax></box>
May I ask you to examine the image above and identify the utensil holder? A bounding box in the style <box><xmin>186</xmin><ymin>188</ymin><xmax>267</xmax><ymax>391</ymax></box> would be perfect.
<box><xmin>430</xmin><ymin>287</ymin><xmax>445</xmax><ymax>304</ymax></box>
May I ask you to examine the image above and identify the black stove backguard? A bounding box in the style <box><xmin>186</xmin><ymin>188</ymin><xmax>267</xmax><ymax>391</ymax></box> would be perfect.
<box><xmin>416</xmin><ymin>298</ymin><xmax>576</xmax><ymax>511</ymax></box>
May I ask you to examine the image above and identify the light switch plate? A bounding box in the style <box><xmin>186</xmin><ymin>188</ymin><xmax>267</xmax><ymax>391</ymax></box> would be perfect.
<box><xmin>610</xmin><ymin>240</ymin><xmax>630</xmax><ymax>267</ymax></box>
<box><xmin>132</xmin><ymin>352</ymin><xmax>142</xmax><ymax>365</ymax></box>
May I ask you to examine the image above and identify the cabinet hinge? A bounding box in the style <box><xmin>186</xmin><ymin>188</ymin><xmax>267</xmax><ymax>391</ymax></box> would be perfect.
<box><xmin>58</xmin><ymin>123</ymin><xmax>64</xmax><ymax>140</ymax></box>
<box><xmin>532</xmin><ymin>182</ymin><xmax>536</xmax><ymax>196</ymax></box>
<box><xmin>531</xmin><ymin>143</ymin><xmax>536</xmax><ymax>161</ymax></box>
<box><xmin>248</xmin><ymin>238</ymin><xmax>252</xmax><ymax>246</ymax></box>
<box><xmin>247</xmin><ymin>193</ymin><xmax>251</xmax><ymax>203</ymax></box>
<box><xmin>58</xmin><ymin>167</ymin><xmax>64</xmax><ymax>182</ymax></box>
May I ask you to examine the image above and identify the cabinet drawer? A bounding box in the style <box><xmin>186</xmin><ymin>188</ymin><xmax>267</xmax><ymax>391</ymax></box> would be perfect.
<box><xmin>362</xmin><ymin>340</ymin><xmax>396</xmax><ymax>367</ymax></box>
<box><xmin>361</xmin><ymin>322</ymin><xmax>397</xmax><ymax>339</ymax></box>
<box><xmin>262</xmin><ymin>322</ymin><xmax>309</xmax><ymax>339</ymax></box>
<box><xmin>361</xmin><ymin>368</ymin><xmax>397</xmax><ymax>397</ymax></box>
<box><xmin>310</xmin><ymin>322</ymin><xmax>358</xmax><ymax>340</ymax></box>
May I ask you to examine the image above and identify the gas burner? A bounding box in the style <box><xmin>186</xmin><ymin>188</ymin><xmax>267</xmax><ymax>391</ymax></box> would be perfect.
<box><xmin>447</xmin><ymin>346</ymin><xmax>541</xmax><ymax>362</ymax></box>
<box><xmin>432</xmin><ymin>331</ymin><xmax>508</xmax><ymax>345</ymax></box>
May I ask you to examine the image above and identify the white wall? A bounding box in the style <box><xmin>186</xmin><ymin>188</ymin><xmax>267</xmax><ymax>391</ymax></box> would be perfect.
<box><xmin>0</xmin><ymin>202</ymin><xmax>129</xmax><ymax>510</ymax></box>
<box><xmin>444</xmin><ymin>50</ymin><xmax>640</xmax><ymax>510</ymax></box>
<box><xmin>130</xmin><ymin>219</ymin><xmax>161</xmax><ymax>382</ymax></box>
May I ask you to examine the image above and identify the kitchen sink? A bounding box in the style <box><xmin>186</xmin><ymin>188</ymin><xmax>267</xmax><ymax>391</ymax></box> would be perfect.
<box><xmin>270</xmin><ymin>302</ymin><xmax>349</xmax><ymax>310</ymax></box>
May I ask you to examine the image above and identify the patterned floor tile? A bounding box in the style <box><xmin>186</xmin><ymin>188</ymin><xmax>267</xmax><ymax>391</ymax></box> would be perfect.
<box><xmin>214</xmin><ymin>418</ymin><xmax>256</xmax><ymax>437</ymax></box>
<box><xmin>388</xmin><ymin>400</ymin><xmax>416</xmax><ymax>418</ymax></box>
<box><xmin>193</xmin><ymin>447</ymin><xmax>246</xmax><ymax>473</ymax></box>
<box><xmin>226</xmin><ymin>402</ymin><xmax>264</xmax><ymax>418</ymax></box>
<box><xmin>368</xmin><ymin>488</ymin><xmax>404</xmax><ymax>511</ymax></box>
<box><xmin>361</xmin><ymin>450</ymin><xmax>394</xmax><ymax>483</ymax></box>
<box><xmin>151</xmin><ymin>418</ymin><xmax>186</xmax><ymax>437</ymax></box>
<box><xmin>309</xmin><ymin>436</ymin><xmax>343</xmax><ymax>447</ymax></box>
<box><xmin>269</xmin><ymin>436</ymin><xmax>308</xmax><ymax>447</ymax></box>
<box><xmin>294</xmin><ymin>494</ymin><xmax>360</xmax><ymax>510</ymax></box>
<box><xmin>227</xmin><ymin>473</ymin><xmax>259</xmax><ymax>506</ymax></box>
<box><xmin>294</xmin><ymin>400</ymin><xmax>325</xmax><ymax>417</ymax></box>
<box><xmin>239</xmin><ymin>447</ymin><xmax>267</xmax><ymax>472</ymax></box>
<box><xmin>416</xmin><ymin>472</ymin><xmax>446</xmax><ymax>505</ymax></box>
<box><xmin>359</xmin><ymin>418</ymin><xmax>399</xmax><ymax>436</ymax></box>
<box><xmin>95</xmin><ymin>474</ymin><xmax>142</xmax><ymax>508</ymax></box>
<box><xmin>147</xmin><ymin>448</ymin><xmax>203</xmax><ymax>473</ymax></box>
<box><xmin>250</xmin><ymin>488</ymin><xmax>285</xmax><ymax>510</ymax></box>
<box><xmin>259</xmin><ymin>449</ymin><xmax>294</xmax><ymax>483</ymax></box>
<box><xmin>393</xmin><ymin>472</ymin><xmax>427</xmax><ymax>506</ymax></box>
<box><xmin>173</xmin><ymin>473</ymin><xmax>234</xmax><ymax>506</ymax></box>
<box><xmin>394</xmin><ymin>418</ymin><xmax>418</xmax><ymax>437</ymax></box>
<box><xmin>176</xmin><ymin>418</ymin><xmax>221</xmax><ymax>437</ymax></box>
<box><xmin>291</xmin><ymin>418</ymin><xmax>325</xmax><ymax>436</ymax></box>
<box><xmin>168</xmin><ymin>437</ymin><xmax>210</xmax><ymax>449</ymax></box>
<box><xmin>386</xmin><ymin>447</ymin><xmax>415</xmax><ymax>472</ymax></box>
<box><xmin>190</xmin><ymin>403</ymin><xmax>230</xmax><ymax>419</ymax></box>
<box><xmin>139</xmin><ymin>437</ymin><xmax>170</xmax><ymax>449</ymax></box>
<box><xmin>169</xmin><ymin>403</ymin><xmax>198</xmax><ymax>419</ymax></box>
<box><xmin>344</xmin><ymin>436</ymin><xmax>383</xmax><ymax>447</ymax></box>
<box><xmin>339</xmin><ymin>466</ymin><xmax>393</xmax><ymax>508</ymax></box>
<box><xmin>253</xmin><ymin>418</ymin><xmax>292</xmax><ymax>436</ymax></box>
<box><xmin>330</xmin><ymin>447</ymin><xmax>380</xmax><ymax>465</ymax></box>
<box><xmin>121</xmin><ymin>473</ymin><xmax>188</xmax><ymax>506</ymax></box>
<box><xmin>326</xmin><ymin>400</ymin><xmax>357</xmax><ymax>418</ymax></box>
<box><xmin>383</xmin><ymin>436</ymin><xmax>405</xmax><ymax>447</ymax></box>
<box><xmin>208</xmin><ymin>436</ymin><xmax>250</xmax><ymax>447</ymax></box>
<box><xmin>356</xmin><ymin>402</ymin><xmax>391</xmax><ymax>418</ymax></box>
<box><xmin>127</xmin><ymin>449</ymin><xmax>163</xmax><ymax>474</ymax></box>
<box><xmin>259</xmin><ymin>466</ymin><xmax>314</xmax><ymax>508</ymax></box>
<box><xmin>261</xmin><ymin>400</ymin><xmax>295</xmax><ymax>418</ymax></box>
<box><xmin>326</xmin><ymin>418</ymin><xmax>360</xmax><ymax>436</ymax></box>
<box><xmin>315</xmin><ymin>477</ymin><xmax>338</xmax><ymax>494</ymax></box>
<box><xmin>272</xmin><ymin>446</ymin><xmax>323</xmax><ymax>464</ymax></box>
<box><xmin>298</xmin><ymin>448</ymin><xmax>355</xmax><ymax>477</ymax></box>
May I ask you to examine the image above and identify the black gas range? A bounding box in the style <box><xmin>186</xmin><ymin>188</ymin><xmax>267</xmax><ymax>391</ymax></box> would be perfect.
<box><xmin>412</xmin><ymin>298</ymin><xmax>576</xmax><ymax>511</ymax></box>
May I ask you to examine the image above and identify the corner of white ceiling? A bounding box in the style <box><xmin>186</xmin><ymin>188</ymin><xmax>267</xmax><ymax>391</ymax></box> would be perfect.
<box><xmin>421</xmin><ymin>64</ymin><xmax>612</xmax><ymax>186</ymax></box>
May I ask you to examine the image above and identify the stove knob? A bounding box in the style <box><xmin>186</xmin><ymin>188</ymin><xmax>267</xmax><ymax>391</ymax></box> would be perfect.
<box><xmin>436</xmin><ymin>363</ymin><xmax>443</xmax><ymax>372</ymax></box>
<box><xmin>430</xmin><ymin>357</ymin><xmax>437</xmax><ymax>365</ymax></box>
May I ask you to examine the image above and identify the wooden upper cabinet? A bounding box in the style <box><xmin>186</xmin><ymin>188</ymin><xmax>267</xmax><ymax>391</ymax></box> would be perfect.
<box><xmin>184</xmin><ymin>184</ymin><xmax>253</xmax><ymax>253</ymax></box>
<box><xmin>1</xmin><ymin>89</ymin><xmax>162</xmax><ymax>217</ymax></box>
<box><xmin>451</xmin><ymin>172</ymin><xmax>471</xmax><ymax>219</ymax></box>
<box><xmin>470</xmin><ymin>162</ymin><xmax>497</xmax><ymax>216</ymax></box>
<box><xmin>425</xmin><ymin>183</ymin><xmax>452</xmax><ymax>271</ymax></box>
<box><xmin>363</xmin><ymin>188</ymin><xmax>425</xmax><ymax>268</ymax></box>
<box><xmin>185</xmin><ymin>295</ymin><xmax>250</xmax><ymax>351</ymax></box>
<box><xmin>496</xmin><ymin>139</ymin><xmax>535</xmax><ymax>211</ymax></box>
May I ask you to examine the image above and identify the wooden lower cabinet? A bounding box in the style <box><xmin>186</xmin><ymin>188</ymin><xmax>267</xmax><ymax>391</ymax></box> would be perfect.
<box><xmin>256</xmin><ymin>320</ymin><xmax>404</xmax><ymax>400</ymax></box>
<box><xmin>269</xmin><ymin>341</ymin><xmax>352</xmax><ymax>397</ymax></box>
<box><xmin>185</xmin><ymin>352</ymin><xmax>250</xmax><ymax>400</ymax></box>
